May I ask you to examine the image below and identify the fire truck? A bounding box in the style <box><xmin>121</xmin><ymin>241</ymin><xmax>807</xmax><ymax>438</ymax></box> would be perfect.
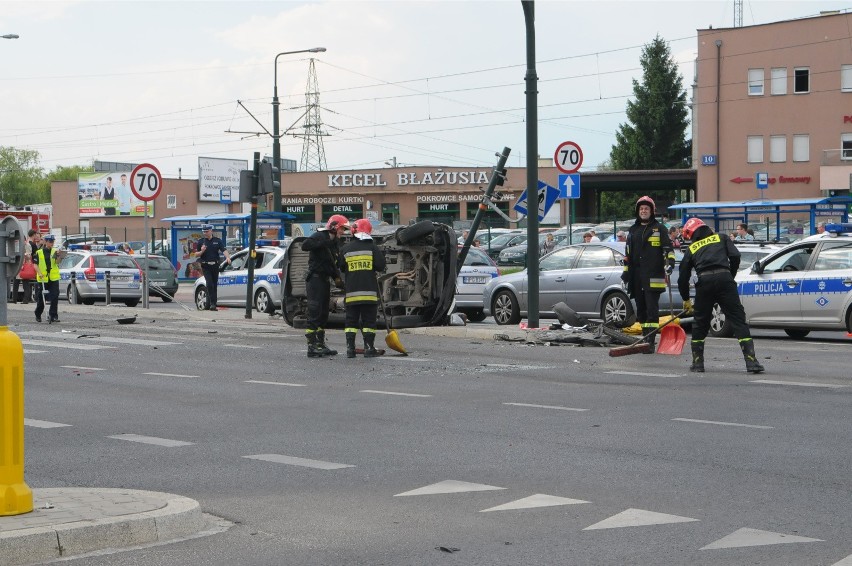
<box><xmin>0</xmin><ymin>209</ymin><xmax>51</xmax><ymax>234</ymax></box>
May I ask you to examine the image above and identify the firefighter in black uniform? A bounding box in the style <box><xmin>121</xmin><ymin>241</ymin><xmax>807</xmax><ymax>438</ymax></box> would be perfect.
<box><xmin>196</xmin><ymin>224</ymin><xmax>231</xmax><ymax>310</ymax></box>
<box><xmin>301</xmin><ymin>214</ymin><xmax>349</xmax><ymax>358</ymax></box>
<box><xmin>677</xmin><ymin>218</ymin><xmax>765</xmax><ymax>374</ymax></box>
<box><xmin>621</xmin><ymin>196</ymin><xmax>675</xmax><ymax>352</ymax></box>
<box><xmin>339</xmin><ymin>219</ymin><xmax>387</xmax><ymax>358</ymax></box>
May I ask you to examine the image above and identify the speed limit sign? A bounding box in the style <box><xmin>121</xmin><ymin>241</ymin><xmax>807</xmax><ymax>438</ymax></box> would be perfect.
<box><xmin>130</xmin><ymin>163</ymin><xmax>163</xmax><ymax>202</ymax></box>
<box><xmin>554</xmin><ymin>141</ymin><xmax>583</xmax><ymax>174</ymax></box>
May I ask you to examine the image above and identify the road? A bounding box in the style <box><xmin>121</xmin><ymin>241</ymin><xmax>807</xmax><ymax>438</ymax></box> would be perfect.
<box><xmin>7</xmin><ymin>297</ymin><xmax>852</xmax><ymax>565</ymax></box>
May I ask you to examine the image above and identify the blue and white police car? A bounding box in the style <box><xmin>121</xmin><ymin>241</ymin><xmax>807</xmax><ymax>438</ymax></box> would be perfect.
<box><xmin>58</xmin><ymin>244</ymin><xmax>143</xmax><ymax>307</ymax></box>
<box><xmin>709</xmin><ymin>223</ymin><xmax>852</xmax><ymax>338</ymax></box>
<box><xmin>193</xmin><ymin>240</ymin><xmax>290</xmax><ymax>313</ymax></box>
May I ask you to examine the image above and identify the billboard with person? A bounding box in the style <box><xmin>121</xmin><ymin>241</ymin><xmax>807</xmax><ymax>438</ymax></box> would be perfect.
<box><xmin>78</xmin><ymin>172</ymin><xmax>153</xmax><ymax>218</ymax></box>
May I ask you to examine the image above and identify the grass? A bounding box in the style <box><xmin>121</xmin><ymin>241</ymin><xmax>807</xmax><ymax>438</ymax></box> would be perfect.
<box><xmin>498</xmin><ymin>266</ymin><xmax>523</xmax><ymax>276</ymax></box>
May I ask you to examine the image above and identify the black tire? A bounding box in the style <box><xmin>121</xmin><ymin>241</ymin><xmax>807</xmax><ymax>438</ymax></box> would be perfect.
<box><xmin>195</xmin><ymin>287</ymin><xmax>209</xmax><ymax>311</ymax></box>
<box><xmin>465</xmin><ymin>309</ymin><xmax>487</xmax><ymax>323</ymax></box>
<box><xmin>124</xmin><ymin>299</ymin><xmax>139</xmax><ymax>307</ymax></box>
<box><xmin>784</xmin><ymin>329</ymin><xmax>810</xmax><ymax>339</ymax></box>
<box><xmin>492</xmin><ymin>290</ymin><xmax>521</xmax><ymax>325</ymax></box>
<box><xmin>397</xmin><ymin>220</ymin><xmax>434</xmax><ymax>244</ymax></box>
<box><xmin>161</xmin><ymin>296</ymin><xmax>173</xmax><ymax>303</ymax></box>
<box><xmin>708</xmin><ymin>302</ymin><xmax>733</xmax><ymax>337</ymax></box>
<box><xmin>600</xmin><ymin>292</ymin><xmax>635</xmax><ymax>328</ymax></box>
<box><xmin>82</xmin><ymin>299</ymin><xmax>95</xmax><ymax>306</ymax></box>
<box><xmin>66</xmin><ymin>284</ymin><xmax>82</xmax><ymax>305</ymax></box>
<box><xmin>847</xmin><ymin>307</ymin><xmax>852</xmax><ymax>333</ymax></box>
<box><xmin>601</xmin><ymin>325</ymin><xmax>639</xmax><ymax>346</ymax></box>
<box><xmin>254</xmin><ymin>288</ymin><xmax>275</xmax><ymax>314</ymax></box>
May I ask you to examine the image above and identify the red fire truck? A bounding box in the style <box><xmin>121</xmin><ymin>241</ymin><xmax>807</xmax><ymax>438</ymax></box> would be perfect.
<box><xmin>0</xmin><ymin>209</ymin><xmax>51</xmax><ymax>234</ymax></box>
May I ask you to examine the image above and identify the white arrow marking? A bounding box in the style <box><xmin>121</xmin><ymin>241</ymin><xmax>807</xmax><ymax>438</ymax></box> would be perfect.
<box><xmin>583</xmin><ymin>508</ymin><xmax>699</xmax><ymax>530</ymax></box>
<box><xmin>700</xmin><ymin>527</ymin><xmax>822</xmax><ymax>550</ymax></box>
<box><xmin>562</xmin><ymin>175</ymin><xmax>574</xmax><ymax>194</ymax></box>
<box><xmin>480</xmin><ymin>493</ymin><xmax>588</xmax><ymax>512</ymax></box>
<box><xmin>394</xmin><ymin>480</ymin><xmax>505</xmax><ymax>497</ymax></box>
<box><xmin>24</xmin><ymin>419</ymin><xmax>72</xmax><ymax>429</ymax></box>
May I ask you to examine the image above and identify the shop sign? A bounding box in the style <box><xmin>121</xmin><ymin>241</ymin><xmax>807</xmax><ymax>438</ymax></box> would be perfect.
<box><xmin>416</xmin><ymin>193</ymin><xmax>516</xmax><ymax>203</ymax></box>
<box><xmin>283</xmin><ymin>196</ymin><xmax>364</xmax><ymax>205</ymax></box>
<box><xmin>327</xmin><ymin>170</ymin><xmax>491</xmax><ymax>188</ymax></box>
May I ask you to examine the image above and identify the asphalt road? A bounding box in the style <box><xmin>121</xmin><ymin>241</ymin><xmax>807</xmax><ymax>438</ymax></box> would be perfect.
<box><xmin>8</xmin><ymin>298</ymin><xmax>852</xmax><ymax>566</ymax></box>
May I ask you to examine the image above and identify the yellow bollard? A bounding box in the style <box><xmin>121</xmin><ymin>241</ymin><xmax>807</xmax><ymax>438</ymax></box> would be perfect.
<box><xmin>0</xmin><ymin>325</ymin><xmax>33</xmax><ymax>516</ymax></box>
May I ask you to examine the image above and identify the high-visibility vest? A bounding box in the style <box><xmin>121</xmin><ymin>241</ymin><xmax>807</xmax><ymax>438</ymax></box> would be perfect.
<box><xmin>35</xmin><ymin>248</ymin><xmax>60</xmax><ymax>282</ymax></box>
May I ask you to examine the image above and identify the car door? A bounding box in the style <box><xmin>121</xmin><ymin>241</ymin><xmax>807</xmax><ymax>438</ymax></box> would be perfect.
<box><xmin>218</xmin><ymin>250</ymin><xmax>250</xmax><ymax>303</ymax></box>
<box><xmin>537</xmin><ymin>246</ymin><xmax>580</xmax><ymax>312</ymax></box>
<box><xmin>798</xmin><ymin>240</ymin><xmax>852</xmax><ymax>326</ymax></box>
<box><xmin>737</xmin><ymin>243</ymin><xmax>816</xmax><ymax>324</ymax></box>
<box><xmin>562</xmin><ymin>245</ymin><xmax>620</xmax><ymax>316</ymax></box>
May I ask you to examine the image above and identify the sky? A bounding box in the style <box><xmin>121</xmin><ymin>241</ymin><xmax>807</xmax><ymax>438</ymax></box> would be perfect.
<box><xmin>2</xmin><ymin>0</ymin><xmax>851</xmax><ymax>180</ymax></box>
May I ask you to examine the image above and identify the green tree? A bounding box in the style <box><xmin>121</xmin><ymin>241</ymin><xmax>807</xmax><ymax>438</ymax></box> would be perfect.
<box><xmin>0</xmin><ymin>146</ymin><xmax>44</xmax><ymax>206</ymax></box>
<box><xmin>604</xmin><ymin>35</ymin><xmax>690</xmax><ymax>219</ymax></box>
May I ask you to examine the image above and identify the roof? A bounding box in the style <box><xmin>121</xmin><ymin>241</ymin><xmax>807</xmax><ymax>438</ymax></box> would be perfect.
<box><xmin>669</xmin><ymin>196</ymin><xmax>852</xmax><ymax>210</ymax></box>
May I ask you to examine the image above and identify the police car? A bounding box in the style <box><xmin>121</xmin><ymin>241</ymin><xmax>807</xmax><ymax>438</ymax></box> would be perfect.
<box><xmin>193</xmin><ymin>240</ymin><xmax>290</xmax><ymax>313</ymax></box>
<box><xmin>58</xmin><ymin>245</ymin><xmax>143</xmax><ymax>306</ymax></box>
<box><xmin>454</xmin><ymin>245</ymin><xmax>499</xmax><ymax>322</ymax></box>
<box><xmin>709</xmin><ymin>223</ymin><xmax>852</xmax><ymax>338</ymax></box>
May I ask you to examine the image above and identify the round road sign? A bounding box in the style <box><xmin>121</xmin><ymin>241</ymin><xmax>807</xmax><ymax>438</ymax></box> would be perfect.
<box><xmin>554</xmin><ymin>141</ymin><xmax>583</xmax><ymax>174</ymax></box>
<box><xmin>130</xmin><ymin>163</ymin><xmax>163</xmax><ymax>202</ymax></box>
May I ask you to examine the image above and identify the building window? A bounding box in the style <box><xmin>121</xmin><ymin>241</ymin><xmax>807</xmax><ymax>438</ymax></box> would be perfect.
<box><xmin>842</xmin><ymin>134</ymin><xmax>852</xmax><ymax>160</ymax></box>
<box><xmin>792</xmin><ymin>135</ymin><xmax>809</xmax><ymax>162</ymax></box>
<box><xmin>748</xmin><ymin>68</ymin><xmax>764</xmax><ymax>95</ymax></box>
<box><xmin>794</xmin><ymin>67</ymin><xmax>810</xmax><ymax>94</ymax></box>
<box><xmin>770</xmin><ymin>136</ymin><xmax>786</xmax><ymax>163</ymax></box>
<box><xmin>770</xmin><ymin>67</ymin><xmax>787</xmax><ymax>95</ymax></box>
<box><xmin>747</xmin><ymin>136</ymin><xmax>764</xmax><ymax>163</ymax></box>
<box><xmin>842</xmin><ymin>65</ymin><xmax>852</xmax><ymax>92</ymax></box>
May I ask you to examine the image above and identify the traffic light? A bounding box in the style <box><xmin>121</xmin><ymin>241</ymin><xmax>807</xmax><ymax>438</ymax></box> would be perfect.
<box><xmin>258</xmin><ymin>160</ymin><xmax>281</xmax><ymax>196</ymax></box>
<box><xmin>238</xmin><ymin>170</ymin><xmax>253</xmax><ymax>202</ymax></box>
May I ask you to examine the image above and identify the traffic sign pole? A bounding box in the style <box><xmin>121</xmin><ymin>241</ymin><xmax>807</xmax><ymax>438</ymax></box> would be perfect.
<box><xmin>130</xmin><ymin>164</ymin><xmax>163</xmax><ymax>310</ymax></box>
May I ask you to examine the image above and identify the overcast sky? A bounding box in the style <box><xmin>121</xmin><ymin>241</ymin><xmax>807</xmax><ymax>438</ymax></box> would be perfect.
<box><xmin>2</xmin><ymin>1</ymin><xmax>850</xmax><ymax>180</ymax></box>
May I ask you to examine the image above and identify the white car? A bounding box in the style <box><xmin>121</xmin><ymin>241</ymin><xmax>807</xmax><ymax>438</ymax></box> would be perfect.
<box><xmin>454</xmin><ymin>246</ymin><xmax>499</xmax><ymax>322</ymax></box>
<box><xmin>709</xmin><ymin>225</ymin><xmax>852</xmax><ymax>338</ymax></box>
<box><xmin>58</xmin><ymin>245</ymin><xmax>143</xmax><ymax>306</ymax></box>
<box><xmin>193</xmin><ymin>241</ymin><xmax>289</xmax><ymax>313</ymax></box>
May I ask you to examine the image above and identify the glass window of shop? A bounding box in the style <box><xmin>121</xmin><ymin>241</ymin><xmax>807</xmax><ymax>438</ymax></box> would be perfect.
<box><xmin>321</xmin><ymin>204</ymin><xmax>363</xmax><ymax>221</ymax></box>
<box><xmin>283</xmin><ymin>205</ymin><xmax>316</xmax><ymax>225</ymax></box>
<box><xmin>417</xmin><ymin>202</ymin><xmax>460</xmax><ymax>226</ymax></box>
<box><xmin>465</xmin><ymin>201</ymin><xmax>509</xmax><ymax>229</ymax></box>
<box><xmin>382</xmin><ymin>203</ymin><xmax>400</xmax><ymax>225</ymax></box>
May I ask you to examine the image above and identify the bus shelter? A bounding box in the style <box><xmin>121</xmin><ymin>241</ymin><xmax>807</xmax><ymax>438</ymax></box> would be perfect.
<box><xmin>161</xmin><ymin>212</ymin><xmax>294</xmax><ymax>281</ymax></box>
<box><xmin>669</xmin><ymin>196</ymin><xmax>852</xmax><ymax>241</ymax></box>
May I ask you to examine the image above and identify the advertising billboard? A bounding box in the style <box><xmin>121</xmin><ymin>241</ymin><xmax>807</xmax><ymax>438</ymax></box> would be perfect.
<box><xmin>78</xmin><ymin>172</ymin><xmax>153</xmax><ymax>218</ymax></box>
<box><xmin>198</xmin><ymin>157</ymin><xmax>248</xmax><ymax>202</ymax></box>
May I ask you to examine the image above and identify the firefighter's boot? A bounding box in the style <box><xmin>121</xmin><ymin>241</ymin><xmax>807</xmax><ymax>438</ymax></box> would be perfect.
<box><xmin>642</xmin><ymin>327</ymin><xmax>656</xmax><ymax>354</ymax></box>
<box><xmin>345</xmin><ymin>332</ymin><xmax>357</xmax><ymax>358</ymax></box>
<box><xmin>363</xmin><ymin>332</ymin><xmax>379</xmax><ymax>358</ymax></box>
<box><xmin>690</xmin><ymin>340</ymin><xmax>705</xmax><ymax>373</ymax></box>
<box><xmin>740</xmin><ymin>339</ymin><xmax>765</xmax><ymax>373</ymax></box>
<box><xmin>315</xmin><ymin>330</ymin><xmax>338</xmax><ymax>356</ymax></box>
<box><xmin>306</xmin><ymin>333</ymin><xmax>324</xmax><ymax>358</ymax></box>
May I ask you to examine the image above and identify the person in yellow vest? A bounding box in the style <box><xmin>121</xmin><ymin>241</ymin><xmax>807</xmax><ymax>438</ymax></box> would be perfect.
<box><xmin>35</xmin><ymin>234</ymin><xmax>61</xmax><ymax>323</ymax></box>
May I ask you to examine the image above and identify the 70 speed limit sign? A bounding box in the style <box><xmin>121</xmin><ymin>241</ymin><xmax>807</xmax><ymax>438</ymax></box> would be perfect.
<box><xmin>554</xmin><ymin>141</ymin><xmax>583</xmax><ymax>174</ymax></box>
<box><xmin>130</xmin><ymin>163</ymin><xmax>163</xmax><ymax>202</ymax></box>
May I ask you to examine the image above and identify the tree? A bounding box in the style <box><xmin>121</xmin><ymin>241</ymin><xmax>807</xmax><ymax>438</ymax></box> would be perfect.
<box><xmin>604</xmin><ymin>35</ymin><xmax>690</xmax><ymax>219</ymax></box>
<box><xmin>0</xmin><ymin>146</ymin><xmax>44</xmax><ymax>206</ymax></box>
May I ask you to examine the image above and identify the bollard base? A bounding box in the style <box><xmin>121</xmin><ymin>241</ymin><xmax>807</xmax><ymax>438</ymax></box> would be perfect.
<box><xmin>0</xmin><ymin>482</ymin><xmax>33</xmax><ymax>516</ymax></box>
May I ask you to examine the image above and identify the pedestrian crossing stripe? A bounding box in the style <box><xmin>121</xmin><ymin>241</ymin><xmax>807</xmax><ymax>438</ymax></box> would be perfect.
<box><xmin>583</xmin><ymin>508</ymin><xmax>699</xmax><ymax>530</ymax></box>
<box><xmin>395</xmin><ymin>480</ymin><xmax>505</xmax><ymax>497</ymax></box>
<box><xmin>700</xmin><ymin>527</ymin><xmax>822</xmax><ymax>550</ymax></box>
<box><xmin>830</xmin><ymin>554</ymin><xmax>852</xmax><ymax>565</ymax></box>
<box><xmin>480</xmin><ymin>494</ymin><xmax>589</xmax><ymax>512</ymax></box>
<box><xmin>22</xmin><ymin>340</ymin><xmax>114</xmax><ymax>351</ymax></box>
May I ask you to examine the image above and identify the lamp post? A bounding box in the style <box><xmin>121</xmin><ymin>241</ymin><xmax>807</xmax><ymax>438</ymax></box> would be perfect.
<box><xmin>2</xmin><ymin>34</ymin><xmax>19</xmax><ymax>39</ymax></box>
<box><xmin>272</xmin><ymin>47</ymin><xmax>326</xmax><ymax>212</ymax></box>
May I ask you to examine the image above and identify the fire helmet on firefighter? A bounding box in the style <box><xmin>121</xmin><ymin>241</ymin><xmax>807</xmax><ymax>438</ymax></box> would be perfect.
<box><xmin>352</xmin><ymin>218</ymin><xmax>373</xmax><ymax>235</ymax></box>
<box><xmin>324</xmin><ymin>214</ymin><xmax>350</xmax><ymax>231</ymax></box>
<box><xmin>635</xmin><ymin>195</ymin><xmax>656</xmax><ymax>217</ymax></box>
<box><xmin>681</xmin><ymin>217</ymin><xmax>706</xmax><ymax>241</ymax></box>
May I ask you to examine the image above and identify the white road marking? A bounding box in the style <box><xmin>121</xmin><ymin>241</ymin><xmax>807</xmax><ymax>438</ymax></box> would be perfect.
<box><xmin>583</xmin><ymin>508</ymin><xmax>699</xmax><ymax>530</ymax></box>
<box><xmin>24</xmin><ymin>419</ymin><xmax>72</xmax><ymax>429</ymax></box>
<box><xmin>672</xmin><ymin>418</ymin><xmax>773</xmax><ymax>430</ymax></box>
<box><xmin>479</xmin><ymin>364</ymin><xmax>552</xmax><ymax>372</ymax></box>
<box><xmin>243</xmin><ymin>454</ymin><xmax>354</xmax><ymax>470</ymax></box>
<box><xmin>245</xmin><ymin>380</ymin><xmax>306</xmax><ymax>387</ymax></box>
<box><xmin>143</xmin><ymin>372</ymin><xmax>201</xmax><ymax>378</ymax></box>
<box><xmin>107</xmin><ymin>434</ymin><xmax>194</xmax><ymax>447</ymax></box>
<box><xmin>605</xmin><ymin>370</ymin><xmax>684</xmax><ymax>378</ymax></box>
<box><xmin>382</xmin><ymin>357</ymin><xmax>432</xmax><ymax>362</ymax></box>
<box><xmin>21</xmin><ymin>340</ymin><xmax>114</xmax><ymax>351</ymax></box>
<box><xmin>700</xmin><ymin>527</ymin><xmax>822</xmax><ymax>550</ymax></box>
<box><xmin>23</xmin><ymin>349</ymin><xmax>46</xmax><ymax>354</ymax></box>
<box><xmin>831</xmin><ymin>555</ymin><xmax>852</xmax><ymax>566</ymax></box>
<box><xmin>480</xmin><ymin>493</ymin><xmax>589</xmax><ymax>512</ymax></box>
<box><xmin>395</xmin><ymin>480</ymin><xmax>505</xmax><ymax>497</ymax></box>
<box><xmin>60</xmin><ymin>365</ymin><xmax>105</xmax><ymax>371</ymax></box>
<box><xmin>360</xmin><ymin>390</ymin><xmax>432</xmax><ymax>398</ymax></box>
<box><xmin>751</xmin><ymin>379</ymin><xmax>846</xmax><ymax>389</ymax></box>
<box><xmin>226</xmin><ymin>344</ymin><xmax>262</xmax><ymax>349</ymax></box>
<box><xmin>504</xmin><ymin>402</ymin><xmax>587</xmax><ymax>412</ymax></box>
<box><xmin>24</xmin><ymin>331</ymin><xmax>179</xmax><ymax>346</ymax></box>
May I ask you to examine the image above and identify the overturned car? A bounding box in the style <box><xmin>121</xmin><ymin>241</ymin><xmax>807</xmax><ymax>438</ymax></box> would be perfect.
<box><xmin>280</xmin><ymin>220</ymin><xmax>458</xmax><ymax>328</ymax></box>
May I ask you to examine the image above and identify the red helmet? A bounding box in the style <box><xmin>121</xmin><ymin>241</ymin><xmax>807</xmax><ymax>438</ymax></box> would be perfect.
<box><xmin>635</xmin><ymin>195</ymin><xmax>656</xmax><ymax>216</ymax></box>
<box><xmin>352</xmin><ymin>218</ymin><xmax>372</xmax><ymax>235</ymax></box>
<box><xmin>681</xmin><ymin>217</ymin><xmax>706</xmax><ymax>241</ymax></box>
<box><xmin>325</xmin><ymin>214</ymin><xmax>350</xmax><ymax>231</ymax></box>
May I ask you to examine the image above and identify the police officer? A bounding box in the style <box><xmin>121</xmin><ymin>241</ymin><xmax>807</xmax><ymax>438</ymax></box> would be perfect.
<box><xmin>196</xmin><ymin>224</ymin><xmax>231</xmax><ymax>311</ymax></box>
<box><xmin>621</xmin><ymin>196</ymin><xmax>675</xmax><ymax>352</ymax></box>
<box><xmin>678</xmin><ymin>218</ymin><xmax>765</xmax><ymax>374</ymax></box>
<box><xmin>34</xmin><ymin>234</ymin><xmax>60</xmax><ymax>323</ymax></box>
<box><xmin>301</xmin><ymin>214</ymin><xmax>349</xmax><ymax>358</ymax></box>
<box><xmin>339</xmin><ymin>219</ymin><xmax>386</xmax><ymax>358</ymax></box>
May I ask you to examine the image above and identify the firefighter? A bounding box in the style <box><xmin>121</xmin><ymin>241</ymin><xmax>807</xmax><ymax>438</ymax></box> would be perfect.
<box><xmin>621</xmin><ymin>196</ymin><xmax>675</xmax><ymax>352</ymax></box>
<box><xmin>301</xmin><ymin>214</ymin><xmax>349</xmax><ymax>358</ymax></box>
<box><xmin>339</xmin><ymin>219</ymin><xmax>386</xmax><ymax>358</ymax></box>
<box><xmin>677</xmin><ymin>217</ymin><xmax>765</xmax><ymax>374</ymax></box>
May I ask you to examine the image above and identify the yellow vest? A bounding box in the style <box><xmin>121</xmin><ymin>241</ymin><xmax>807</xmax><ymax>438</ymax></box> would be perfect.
<box><xmin>35</xmin><ymin>248</ymin><xmax>60</xmax><ymax>282</ymax></box>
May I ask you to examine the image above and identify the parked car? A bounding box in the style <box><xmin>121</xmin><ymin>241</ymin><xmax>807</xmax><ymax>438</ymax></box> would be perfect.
<box><xmin>454</xmin><ymin>245</ymin><xmax>499</xmax><ymax>322</ymax></box>
<box><xmin>194</xmin><ymin>242</ymin><xmax>288</xmax><ymax>313</ymax></box>
<box><xmin>58</xmin><ymin>245</ymin><xmax>142</xmax><ymax>306</ymax></box>
<box><xmin>61</xmin><ymin>234</ymin><xmax>112</xmax><ymax>249</ymax></box>
<box><xmin>485</xmin><ymin>232</ymin><xmax>528</xmax><ymax>261</ymax></box>
<box><xmin>134</xmin><ymin>254</ymin><xmax>179</xmax><ymax>302</ymax></box>
<box><xmin>280</xmin><ymin>221</ymin><xmax>458</xmax><ymax>328</ymax></box>
<box><xmin>707</xmin><ymin>226</ymin><xmax>852</xmax><ymax>338</ymax></box>
<box><xmin>497</xmin><ymin>232</ymin><xmax>569</xmax><ymax>266</ymax></box>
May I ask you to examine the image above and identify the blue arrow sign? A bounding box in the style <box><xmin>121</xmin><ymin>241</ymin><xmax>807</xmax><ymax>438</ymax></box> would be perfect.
<box><xmin>558</xmin><ymin>173</ymin><xmax>581</xmax><ymax>199</ymax></box>
<box><xmin>514</xmin><ymin>180</ymin><xmax>560</xmax><ymax>221</ymax></box>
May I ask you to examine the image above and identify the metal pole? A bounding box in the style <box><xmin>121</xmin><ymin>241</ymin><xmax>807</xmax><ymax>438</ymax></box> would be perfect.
<box><xmin>458</xmin><ymin>148</ymin><xmax>511</xmax><ymax>270</ymax></box>
<box><xmin>522</xmin><ymin>0</ymin><xmax>540</xmax><ymax>329</ymax></box>
<box><xmin>245</xmin><ymin>152</ymin><xmax>260</xmax><ymax>319</ymax></box>
<box><xmin>142</xmin><ymin>204</ymin><xmax>149</xmax><ymax>309</ymax></box>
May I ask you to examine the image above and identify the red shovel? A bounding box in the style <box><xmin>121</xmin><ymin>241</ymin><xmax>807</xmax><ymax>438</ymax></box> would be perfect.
<box><xmin>657</xmin><ymin>275</ymin><xmax>687</xmax><ymax>355</ymax></box>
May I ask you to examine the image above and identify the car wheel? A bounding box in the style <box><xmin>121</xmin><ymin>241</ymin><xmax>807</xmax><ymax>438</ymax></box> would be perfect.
<box><xmin>784</xmin><ymin>329</ymin><xmax>810</xmax><ymax>339</ymax></box>
<box><xmin>465</xmin><ymin>309</ymin><xmax>487</xmax><ymax>323</ymax></box>
<box><xmin>161</xmin><ymin>296</ymin><xmax>173</xmax><ymax>303</ymax></box>
<box><xmin>601</xmin><ymin>292</ymin><xmax>636</xmax><ymax>328</ymax></box>
<box><xmin>195</xmin><ymin>287</ymin><xmax>208</xmax><ymax>310</ymax></box>
<box><xmin>397</xmin><ymin>220</ymin><xmax>434</xmax><ymax>244</ymax></box>
<box><xmin>66</xmin><ymin>284</ymin><xmax>82</xmax><ymax>305</ymax></box>
<box><xmin>492</xmin><ymin>290</ymin><xmax>521</xmax><ymax>325</ymax></box>
<box><xmin>254</xmin><ymin>288</ymin><xmax>274</xmax><ymax>314</ymax></box>
<box><xmin>847</xmin><ymin>307</ymin><xmax>852</xmax><ymax>333</ymax></box>
<box><xmin>708</xmin><ymin>302</ymin><xmax>733</xmax><ymax>337</ymax></box>
<box><xmin>124</xmin><ymin>299</ymin><xmax>139</xmax><ymax>307</ymax></box>
<box><xmin>82</xmin><ymin>299</ymin><xmax>95</xmax><ymax>306</ymax></box>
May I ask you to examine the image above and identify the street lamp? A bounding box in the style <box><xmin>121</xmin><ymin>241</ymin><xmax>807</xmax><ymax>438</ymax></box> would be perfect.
<box><xmin>2</xmin><ymin>34</ymin><xmax>20</xmax><ymax>39</ymax></box>
<box><xmin>272</xmin><ymin>47</ymin><xmax>326</xmax><ymax>212</ymax></box>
